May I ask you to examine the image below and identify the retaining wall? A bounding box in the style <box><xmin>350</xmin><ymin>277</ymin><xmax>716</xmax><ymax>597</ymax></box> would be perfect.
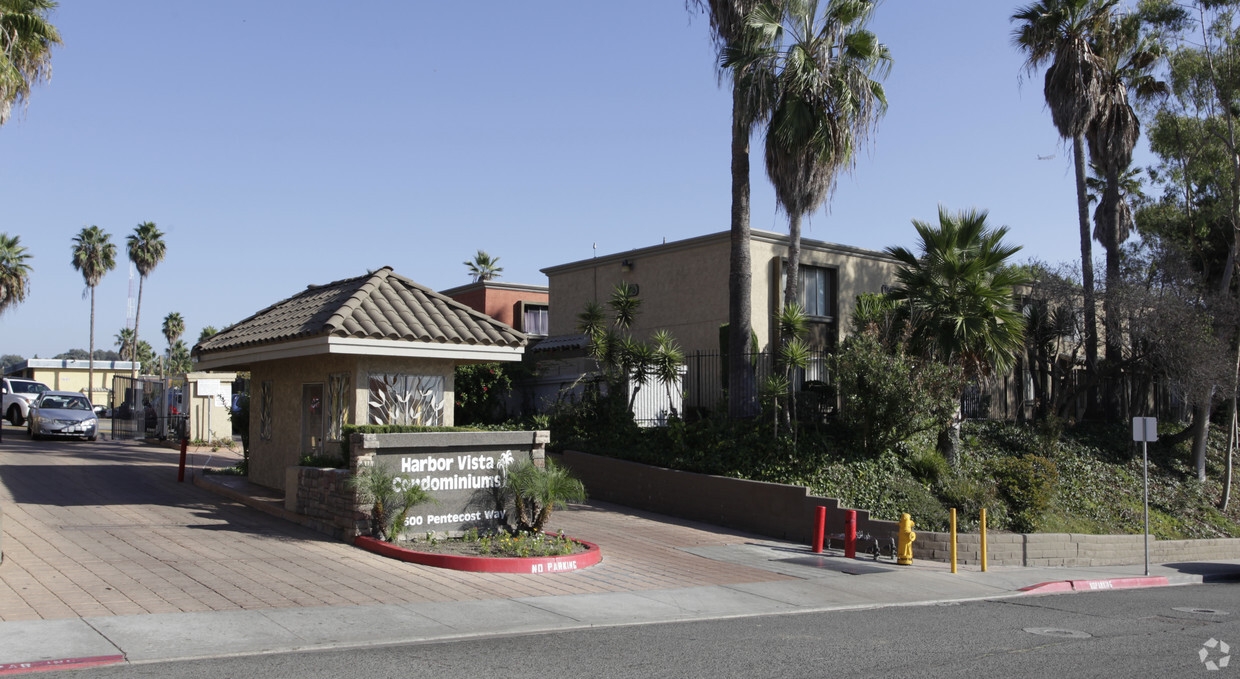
<box><xmin>914</xmin><ymin>531</ymin><xmax>1240</xmax><ymax>567</ymax></box>
<box><xmin>559</xmin><ymin>450</ymin><xmax>899</xmax><ymax>543</ymax></box>
<box><xmin>284</xmin><ymin>466</ymin><xmax>365</xmax><ymax>540</ymax></box>
<box><xmin>560</xmin><ymin>449</ymin><xmax>1240</xmax><ymax>567</ymax></box>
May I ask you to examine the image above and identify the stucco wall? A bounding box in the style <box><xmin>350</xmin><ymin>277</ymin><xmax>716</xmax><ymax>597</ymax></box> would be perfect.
<box><xmin>247</xmin><ymin>355</ymin><xmax>456</xmax><ymax>491</ymax></box>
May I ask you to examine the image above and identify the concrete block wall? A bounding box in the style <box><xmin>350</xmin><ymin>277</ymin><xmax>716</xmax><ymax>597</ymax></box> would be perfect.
<box><xmin>913</xmin><ymin>532</ymin><xmax>1240</xmax><ymax>567</ymax></box>
<box><xmin>559</xmin><ymin>450</ymin><xmax>899</xmax><ymax>543</ymax></box>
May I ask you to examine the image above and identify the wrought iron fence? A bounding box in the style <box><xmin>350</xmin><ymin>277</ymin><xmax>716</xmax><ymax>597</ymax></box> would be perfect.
<box><xmin>630</xmin><ymin>350</ymin><xmax>833</xmax><ymax>425</ymax></box>
<box><xmin>109</xmin><ymin>375</ymin><xmax>188</xmax><ymax>441</ymax></box>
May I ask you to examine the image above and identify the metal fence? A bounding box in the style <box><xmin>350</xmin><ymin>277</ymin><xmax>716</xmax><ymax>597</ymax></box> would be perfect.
<box><xmin>635</xmin><ymin>350</ymin><xmax>1190</xmax><ymax>427</ymax></box>
<box><xmin>629</xmin><ymin>350</ymin><xmax>833</xmax><ymax>424</ymax></box>
<box><xmin>109</xmin><ymin>375</ymin><xmax>188</xmax><ymax>441</ymax></box>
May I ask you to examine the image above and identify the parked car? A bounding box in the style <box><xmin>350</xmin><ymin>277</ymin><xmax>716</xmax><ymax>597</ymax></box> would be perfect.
<box><xmin>27</xmin><ymin>391</ymin><xmax>98</xmax><ymax>441</ymax></box>
<box><xmin>2</xmin><ymin>377</ymin><xmax>51</xmax><ymax>426</ymax></box>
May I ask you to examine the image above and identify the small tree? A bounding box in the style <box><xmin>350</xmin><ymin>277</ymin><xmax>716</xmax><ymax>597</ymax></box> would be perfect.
<box><xmin>577</xmin><ymin>283</ymin><xmax>684</xmax><ymax>419</ymax></box>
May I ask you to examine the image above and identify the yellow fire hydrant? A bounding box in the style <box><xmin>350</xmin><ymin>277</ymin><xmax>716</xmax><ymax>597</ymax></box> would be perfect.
<box><xmin>897</xmin><ymin>513</ymin><xmax>916</xmax><ymax>565</ymax></box>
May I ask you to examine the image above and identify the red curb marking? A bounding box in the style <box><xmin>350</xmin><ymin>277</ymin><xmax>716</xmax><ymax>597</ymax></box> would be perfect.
<box><xmin>354</xmin><ymin>535</ymin><xmax>602</xmax><ymax>574</ymax></box>
<box><xmin>0</xmin><ymin>655</ymin><xmax>125</xmax><ymax>675</ymax></box>
<box><xmin>1020</xmin><ymin>576</ymin><xmax>1170</xmax><ymax>594</ymax></box>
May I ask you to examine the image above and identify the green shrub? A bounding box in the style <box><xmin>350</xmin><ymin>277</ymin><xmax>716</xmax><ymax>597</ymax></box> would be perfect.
<box><xmin>989</xmin><ymin>454</ymin><xmax>1059</xmax><ymax>533</ymax></box>
<box><xmin>905</xmin><ymin>448</ymin><xmax>950</xmax><ymax>484</ymax></box>
<box><xmin>454</xmin><ymin>363</ymin><xmax>513</xmax><ymax>425</ymax></box>
<box><xmin>831</xmin><ymin>331</ymin><xmax>961</xmax><ymax>455</ymax></box>
<box><xmin>935</xmin><ymin>473</ymin><xmax>997</xmax><ymax>532</ymax></box>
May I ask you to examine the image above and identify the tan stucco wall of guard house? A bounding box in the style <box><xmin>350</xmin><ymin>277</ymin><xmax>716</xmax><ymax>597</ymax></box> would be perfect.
<box><xmin>541</xmin><ymin>229</ymin><xmax>901</xmax><ymax>354</ymax></box>
<box><xmin>192</xmin><ymin>267</ymin><xmax>526</xmax><ymax>492</ymax></box>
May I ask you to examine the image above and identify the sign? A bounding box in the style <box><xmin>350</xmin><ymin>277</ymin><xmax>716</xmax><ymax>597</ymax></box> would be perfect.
<box><xmin>196</xmin><ymin>379</ymin><xmax>221</xmax><ymax>396</ymax></box>
<box><xmin>374</xmin><ymin>448</ymin><xmax>516</xmax><ymax>535</ymax></box>
<box><xmin>1132</xmin><ymin>417</ymin><xmax>1158</xmax><ymax>442</ymax></box>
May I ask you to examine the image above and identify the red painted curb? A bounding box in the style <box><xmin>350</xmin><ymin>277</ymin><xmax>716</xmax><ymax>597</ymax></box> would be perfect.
<box><xmin>354</xmin><ymin>535</ymin><xmax>602</xmax><ymax>574</ymax></box>
<box><xmin>1020</xmin><ymin>576</ymin><xmax>1170</xmax><ymax>594</ymax></box>
<box><xmin>0</xmin><ymin>655</ymin><xmax>125</xmax><ymax>675</ymax></box>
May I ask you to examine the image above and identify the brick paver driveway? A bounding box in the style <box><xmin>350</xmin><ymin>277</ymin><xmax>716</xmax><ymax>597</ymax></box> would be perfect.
<box><xmin>0</xmin><ymin>427</ymin><xmax>792</xmax><ymax>621</ymax></box>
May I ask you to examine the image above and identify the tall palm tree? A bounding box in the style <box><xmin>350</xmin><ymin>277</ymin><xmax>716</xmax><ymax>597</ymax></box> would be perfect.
<box><xmin>692</xmin><ymin>0</ymin><xmax>768</xmax><ymax>418</ymax></box>
<box><xmin>743</xmin><ymin>0</ymin><xmax>890</xmax><ymax>312</ymax></box>
<box><xmin>1013</xmin><ymin>0</ymin><xmax>1118</xmax><ymax>415</ymax></box>
<box><xmin>0</xmin><ymin>233</ymin><xmax>32</xmax><ymax>315</ymax></box>
<box><xmin>0</xmin><ymin>0</ymin><xmax>62</xmax><ymax>126</ymax></box>
<box><xmin>126</xmin><ymin>222</ymin><xmax>166</xmax><ymax>379</ymax></box>
<box><xmin>1085</xmin><ymin>12</ymin><xmax>1165</xmax><ymax>415</ymax></box>
<box><xmin>71</xmin><ymin>225</ymin><xmax>117</xmax><ymax>404</ymax></box>
<box><xmin>885</xmin><ymin>207</ymin><xmax>1028</xmax><ymax>463</ymax></box>
<box><xmin>463</xmin><ymin>250</ymin><xmax>503</xmax><ymax>282</ymax></box>
<box><xmin>162</xmin><ymin>311</ymin><xmax>184</xmax><ymax>376</ymax></box>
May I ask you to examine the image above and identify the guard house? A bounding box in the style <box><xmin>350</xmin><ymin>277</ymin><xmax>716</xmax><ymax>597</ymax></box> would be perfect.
<box><xmin>191</xmin><ymin>267</ymin><xmax>527</xmax><ymax>491</ymax></box>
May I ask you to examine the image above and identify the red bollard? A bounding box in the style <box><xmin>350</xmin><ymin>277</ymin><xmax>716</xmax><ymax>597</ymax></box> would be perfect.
<box><xmin>177</xmin><ymin>437</ymin><xmax>188</xmax><ymax>483</ymax></box>
<box><xmin>845</xmin><ymin>510</ymin><xmax>857</xmax><ymax>559</ymax></box>
<box><xmin>813</xmin><ymin>506</ymin><xmax>826</xmax><ymax>553</ymax></box>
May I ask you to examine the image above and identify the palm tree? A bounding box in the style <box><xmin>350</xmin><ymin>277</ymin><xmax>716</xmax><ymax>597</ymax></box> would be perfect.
<box><xmin>463</xmin><ymin>250</ymin><xmax>503</xmax><ymax>282</ymax></box>
<box><xmin>885</xmin><ymin>207</ymin><xmax>1028</xmax><ymax>463</ymax></box>
<box><xmin>70</xmin><ymin>225</ymin><xmax>117</xmax><ymax>404</ymax></box>
<box><xmin>1012</xmin><ymin>0</ymin><xmax>1118</xmax><ymax>414</ymax></box>
<box><xmin>162</xmin><ymin>311</ymin><xmax>184</xmax><ymax>376</ymax></box>
<box><xmin>1085</xmin><ymin>12</ymin><xmax>1165</xmax><ymax>416</ymax></box>
<box><xmin>0</xmin><ymin>233</ymin><xmax>32</xmax><ymax>315</ymax></box>
<box><xmin>114</xmin><ymin>327</ymin><xmax>135</xmax><ymax>361</ymax></box>
<box><xmin>0</xmin><ymin>0</ymin><xmax>62</xmax><ymax>126</ymax></box>
<box><xmin>197</xmin><ymin>326</ymin><xmax>217</xmax><ymax>344</ymax></box>
<box><xmin>692</xmin><ymin>0</ymin><xmax>768</xmax><ymax>418</ymax></box>
<box><xmin>743</xmin><ymin>0</ymin><xmax>890</xmax><ymax>312</ymax></box>
<box><xmin>126</xmin><ymin>222</ymin><xmax>166</xmax><ymax>379</ymax></box>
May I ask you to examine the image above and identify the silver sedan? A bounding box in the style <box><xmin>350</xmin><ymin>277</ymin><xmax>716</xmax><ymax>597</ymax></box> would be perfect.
<box><xmin>27</xmin><ymin>391</ymin><xmax>99</xmax><ymax>441</ymax></box>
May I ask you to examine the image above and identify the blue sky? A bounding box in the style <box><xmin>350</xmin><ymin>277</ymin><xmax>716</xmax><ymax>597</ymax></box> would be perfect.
<box><xmin>0</xmin><ymin>1</ymin><xmax>1132</xmax><ymax>360</ymax></box>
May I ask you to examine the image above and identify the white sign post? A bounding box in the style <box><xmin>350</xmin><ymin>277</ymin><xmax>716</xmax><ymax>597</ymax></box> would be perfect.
<box><xmin>1133</xmin><ymin>417</ymin><xmax>1157</xmax><ymax>576</ymax></box>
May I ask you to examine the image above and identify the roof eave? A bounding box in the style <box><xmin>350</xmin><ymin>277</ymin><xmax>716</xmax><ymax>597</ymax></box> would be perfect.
<box><xmin>193</xmin><ymin>335</ymin><xmax>524</xmax><ymax>372</ymax></box>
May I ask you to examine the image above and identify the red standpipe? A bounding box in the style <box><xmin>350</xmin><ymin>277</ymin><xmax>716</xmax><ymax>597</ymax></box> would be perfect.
<box><xmin>845</xmin><ymin>510</ymin><xmax>857</xmax><ymax>559</ymax></box>
<box><xmin>177</xmin><ymin>438</ymin><xmax>188</xmax><ymax>482</ymax></box>
<box><xmin>812</xmin><ymin>506</ymin><xmax>826</xmax><ymax>553</ymax></box>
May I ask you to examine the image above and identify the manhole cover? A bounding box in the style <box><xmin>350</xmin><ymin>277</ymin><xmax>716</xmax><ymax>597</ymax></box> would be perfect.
<box><xmin>1174</xmin><ymin>607</ymin><xmax>1231</xmax><ymax>616</ymax></box>
<box><xmin>1023</xmin><ymin>627</ymin><xmax>1092</xmax><ymax>639</ymax></box>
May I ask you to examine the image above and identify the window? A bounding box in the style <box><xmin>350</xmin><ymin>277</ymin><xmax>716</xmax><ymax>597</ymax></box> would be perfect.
<box><xmin>522</xmin><ymin>304</ymin><xmax>549</xmax><ymax>335</ymax></box>
<box><xmin>799</xmin><ymin>266</ymin><xmax>834</xmax><ymax>319</ymax></box>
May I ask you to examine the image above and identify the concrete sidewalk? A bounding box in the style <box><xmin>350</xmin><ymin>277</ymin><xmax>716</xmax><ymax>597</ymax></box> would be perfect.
<box><xmin>1</xmin><ymin>430</ymin><xmax>1238</xmax><ymax>672</ymax></box>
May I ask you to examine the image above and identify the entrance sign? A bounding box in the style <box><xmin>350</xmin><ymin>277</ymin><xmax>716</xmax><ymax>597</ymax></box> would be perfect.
<box><xmin>375</xmin><ymin>448</ymin><xmax>514</xmax><ymax>535</ymax></box>
<box><xmin>354</xmin><ymin>431</ymin><xmax>549</xmax><ymax>536</ymax></box>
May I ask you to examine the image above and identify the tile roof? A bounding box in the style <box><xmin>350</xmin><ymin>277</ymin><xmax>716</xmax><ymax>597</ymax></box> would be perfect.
<box><xmin>194</xmin><ymin>267</ymin><xmax>526</xmax><ymax>356</ymax></box>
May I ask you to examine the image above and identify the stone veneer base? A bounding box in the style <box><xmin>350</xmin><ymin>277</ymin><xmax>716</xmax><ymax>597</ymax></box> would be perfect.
<box><xmin>353</xmin><ymin>535</ymin><xmax>602</xmax><ymax>574</ymax></box>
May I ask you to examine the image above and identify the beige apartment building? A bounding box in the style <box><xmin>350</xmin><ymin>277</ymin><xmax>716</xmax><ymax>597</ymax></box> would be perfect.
<box><xmin>541</xmin><ymin>229</ymin><xmax>901</xmax><ymax>355</ymax></box>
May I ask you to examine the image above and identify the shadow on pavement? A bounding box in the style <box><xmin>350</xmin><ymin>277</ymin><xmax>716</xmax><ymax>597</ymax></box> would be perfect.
<box><xmin>1162</xmin><ymin>562</ymin><xmax>1240</xmax><ymax>582</ymax></box>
